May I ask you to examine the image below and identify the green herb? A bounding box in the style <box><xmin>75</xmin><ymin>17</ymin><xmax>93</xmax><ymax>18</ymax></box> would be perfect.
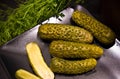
<box><xmin>0</xmin><ymin>0</ymin><xmax>85</xmax><ymax>46</ymax></box>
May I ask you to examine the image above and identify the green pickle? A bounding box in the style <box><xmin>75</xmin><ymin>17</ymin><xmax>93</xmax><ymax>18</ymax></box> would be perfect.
<box><xmin>50</xmin><ymin>57</ymin><xmax>97</xmax><ymax>74</ymax></box>
<box><xmin>72</xmin><ymin>10</ymin><xmax>116</xmax><ymax>46</ymax></box>
<box><xmin>38</xmin><ymin>23</ymin><xmax>93</xmax><ymax>43</ymax></box>
<box><xmin>49</xmin><ymin>40</ymin><xmax>103</xmax><ymax>59</ymax></box>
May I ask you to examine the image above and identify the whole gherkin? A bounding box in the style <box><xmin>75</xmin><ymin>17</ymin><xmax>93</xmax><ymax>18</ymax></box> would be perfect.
<box><xmin>49</xmin><ymin>40</ymin><xmax>103</xmax><ymax>59</ymax></box>
<box><xmin>72</xmin><ymin>10</ymin><xmax>116</xmax><ymax>46</ymax></box>
<box><xmin>38</xmin><ymin>23</ymin><xmax>93</xmax><ymax>43</ymax></box>
<box><xmin>50</xmin><ymin>57</ymin><xmax>97</xmax><ymax>74</ymax></box>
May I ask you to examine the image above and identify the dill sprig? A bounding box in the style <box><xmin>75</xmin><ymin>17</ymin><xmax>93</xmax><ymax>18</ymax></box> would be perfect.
<box><xmin>0</xmin><ymin>0</ymin><xmax>85</xmax><ymax>46</ymax></box>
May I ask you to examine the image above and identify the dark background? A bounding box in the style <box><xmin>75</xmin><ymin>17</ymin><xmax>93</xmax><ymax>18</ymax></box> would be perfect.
<box><xmin>84</xmin><ymin>0</ymin><xmax>120</xmax><ymax>40</ymax></box>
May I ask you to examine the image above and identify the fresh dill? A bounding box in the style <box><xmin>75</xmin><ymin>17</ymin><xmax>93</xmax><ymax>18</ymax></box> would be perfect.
<box><xmin>0</xmin><ymin>0</ymin><xmax>85</xmax><ymax>46</ymax></box>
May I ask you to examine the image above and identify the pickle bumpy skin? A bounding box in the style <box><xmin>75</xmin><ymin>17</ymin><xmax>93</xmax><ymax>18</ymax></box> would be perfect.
<box><xmin>49</xmin><ymin>40</ymin><xmax>103</xmax><ymax>59</ymax></box>
<box><xmin>72</xmin><ymin>10</ymin><xmax>116</xmax><ymax>46</ymax></box>
<box><xmin>50</xmin><ymin>57</ymin><xmax>97</xmax><ymax>74</ymax></box>
<box><xmin>38</xmin><ymin>23</ymin><xmax>93</xmax><ymax>43</ymax></box>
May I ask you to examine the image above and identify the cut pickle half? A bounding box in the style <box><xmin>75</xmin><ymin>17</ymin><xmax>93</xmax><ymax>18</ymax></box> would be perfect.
<box><xmin>26</xmin><ymin>42</ymin><xmax>54</xmax><ymax>79</ymax></box>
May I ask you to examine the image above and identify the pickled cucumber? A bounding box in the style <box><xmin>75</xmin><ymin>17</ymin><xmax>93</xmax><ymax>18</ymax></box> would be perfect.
<box><xmin>72</xmin><ymin>10</ymin><xmax>116</xmax><ymax>46</ymax></box>
<box><xmin>26</xmin><ymin>42</ymin><xmax>54</xmax><ymax>79</ymax></box>
<box><xmin>15</xmin><ymin>69</ymin><xmax>41</xmax><ymax>79</ymax></box>
<box><xmin>50</xmin><ymin>57</ymin><xmax>97</xmax><ymax>74</ymax></box>
<box><xmin>38</xmin><ymin>23</ymin><xmax>93</xmax><ymax>43</ymax></box>
<box><xmin>49</xmin><ymin>40</ymin><xmax>103</xmax><ymax>59</ymax></box>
